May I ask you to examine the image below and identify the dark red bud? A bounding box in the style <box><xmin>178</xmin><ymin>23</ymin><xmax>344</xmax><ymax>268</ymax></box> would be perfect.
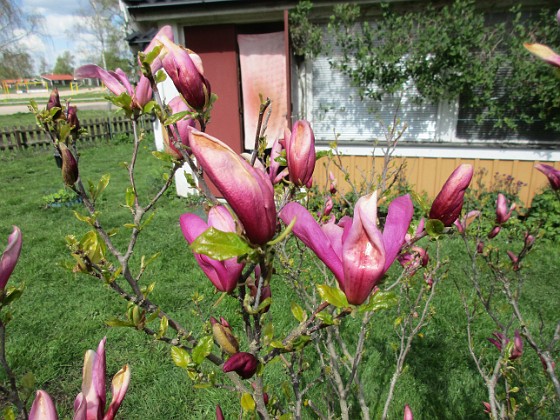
<box><xmin>216</xmin><ymin>404</ymin><xmax>225</xmax><ymax>420</ymax></box>
<box><xmin>47</xmin><ymin>88</ymin><xmax>62</xmax><ymax>120</ymax></box>
<box><xmin>222</xmin><ymin>352</ymin><xmax>258</xmax><ymax>379</ymax></box>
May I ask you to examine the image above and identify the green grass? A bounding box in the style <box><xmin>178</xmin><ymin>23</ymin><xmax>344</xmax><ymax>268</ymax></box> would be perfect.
<box><xmin>0</xmin><ymin>110</ymin><xmax>117</xmax><ymax>130</ymax></box>
<box><xmin>0</xmin><ymin>141</ymin><xmax>559</xmax><ymax>418</ymax></box>
<box><xmin>0</xmin><ymin>91</ymin><xmax>105</xmax><ymax>107</ymax></box>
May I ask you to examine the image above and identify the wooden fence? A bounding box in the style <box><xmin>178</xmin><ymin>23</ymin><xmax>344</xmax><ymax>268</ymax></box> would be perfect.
<box><xmin>0</xmin><ymin>117</ymin><xmax>154</xmax><ymax>151</ymax></box>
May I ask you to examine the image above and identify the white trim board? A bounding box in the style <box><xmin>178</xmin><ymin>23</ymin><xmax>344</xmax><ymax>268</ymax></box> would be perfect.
<box><xmin>318</xmin><ymin>145</ymin><xmax>560</xmax><ymax>162</ymax></box>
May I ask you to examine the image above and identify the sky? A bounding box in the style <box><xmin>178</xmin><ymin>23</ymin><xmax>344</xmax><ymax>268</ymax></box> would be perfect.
<box><xmin>17</xmin><ymin>0</ymin><xmax>98</xmax><ymax>72</ymax></box>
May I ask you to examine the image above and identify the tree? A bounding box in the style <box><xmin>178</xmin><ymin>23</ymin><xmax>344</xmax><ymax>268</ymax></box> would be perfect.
<box><xmin>73</xmin><ymin>0</ymin><xmax>132</xmax><ymax>72</ymax></box>
<box><xmin>52</xmin><ymin>51</ymin><xmax>75</xmax><ymax>75</ymax></box>
<box><xmin>0</xmin><ymin>50</ymin><xmax>34</xmax><ymax>79</ymax></box>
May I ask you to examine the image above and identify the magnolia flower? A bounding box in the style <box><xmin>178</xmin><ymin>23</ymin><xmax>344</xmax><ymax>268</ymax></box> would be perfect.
<box><xmin>268</xmin><ymin>136</ymin><xmax>286</xmax><ymax>184</ymax></box>
<box><xmin>30</xmin><ymin>338</ymin><xmax>130</xmax><ymax>420</ymax></box>
<box><xmin>279</xmin><ymin>193</ymin><xmax>413</xmax><ymax>305</ymax></box>
<box><xmin>157</xmin><ymin>35</ymin><xmax>211</xmax><ymax>111</ymax></box>
<box><xmin>534</xmin><ymin>163</ymin><xmax>560</xmax><ymax>190</ymax></box>
<box><xmin>525</xmin><ymin>43</ymin><xmax>560</xmax><ymax>68</ymax></box>
<box><xmin>29</xmin><ymin>390</ymin><xmax>58</xmax><ymax>420</ymax></box>
<box><xmin>188</xmin><ymin>129</ymin><xmax>276</xmax><ymax>245</ymax></box>
<box><xmin>429</xmin><ymin>164</ymin><xmax>473</xmax><ymax>226</ymax></box>
<box><xmin>282</xmin><ymin>120</ymin><xmax>315</xmax><ymax>187</ymax></box>
<box><xmin>75</xmin><ymin>66</ymin><xmax>153</xmax><ymax>111</ymax></box>
<box><xmin>67</xmin><ymin>106</ymin><xmax>80</xmax><ymax>135</ymax></box>
<box><xmin>222</xmin><ymin>352</ymin><xmax>258</xmax><ymax>379</ymax></box>
<box><xmin>496</xmin><ymin>194</ymin><xmax>515</xmax><ymax>224</ymax></box>
<box><xmin>141</xmin><ymin>25</ymin><xmax>174</xmax><ymax>74</ymax></box>
<box><xmin>487</xmin><ymin>330</ymin><xmax>523</xmax><ymax>360</ymax></box>
<box><xmin>454</xmin><ymin>210</ymin><xmax>480</xmax><ymax>234</ymax></box>
<box><xmin>74</xmin><ymin>338</ymin><xmax>131</xmax><ymax>420</ymax></box>
<box><xmin>0</xmin><ymin>226</ymin><xmax>22</xmax><ymax>290</ymax></box>
<box><xmin>180</xmin><ymin>205</ymin><xmax>244</xmax><ymax>293</ymax></box>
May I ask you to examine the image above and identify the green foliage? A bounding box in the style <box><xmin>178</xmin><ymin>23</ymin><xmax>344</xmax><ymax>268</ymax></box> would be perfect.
<box><xmin>41</xmin><ymin>188</ymin><xmax>82</xmax><ymax>208</ymax></box>
<box><xmin>52</xmin><ymin>51</ymin><xmax>75</xmax><ymax>75</ymax></box>
<box><xmin>526</xmin><ymin>188</ymin><xmax>560</xmax><ymax>240</ymax></box>
<box><xmin>326</xmin><ymin>1</ymin><xmax>560</xmax><ymax>132</ymax></box>
<box><xmin>289</xmin><ymin>0</ymin><xmax>323</xmax><ymax>59</ymax></box>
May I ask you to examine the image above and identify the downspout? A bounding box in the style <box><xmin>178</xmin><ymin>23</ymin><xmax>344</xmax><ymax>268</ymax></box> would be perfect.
<box><xmin>284</xmin><ymin>9</ymin><xmax>292</xmax><ymax>128</ymax></box>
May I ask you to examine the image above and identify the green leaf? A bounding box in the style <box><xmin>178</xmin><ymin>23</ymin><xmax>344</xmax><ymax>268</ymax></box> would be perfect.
<box><xmin>425</xmin><ymin>219</ymin><xmax>445</xmax><ymax>238</ymax></box>
<box><xmin>3</xmin><ymin>407</ymin><xmax>16</xmax><ymax>420</ymax></box>
<box><xmin>151</xmin><ymin>151</ymin><xmax>175</xmax><ymax>163</ymax></box>
<box><xmin>2</xmin><ymin>287</ymin><xmax>23</xmax><ymax>306</ymax></box>
<box><xmin>154</xmin><ymin>69</ymin><xmax>167</xmax><ymax>84</ymax></box>
<box><xmin>105</xmin><ymin>318</ymin><xmax>135</xmax><ymax>328</ymax></box>
<box><xmin>291</xmin><ymin>302</ymin><xmax>307</xmax><ymax>322</ymax></box>
<box><xmin>164</xmin><ymin>111</ymin><xmax>192</xmax><ymax>126</ymax></box>
<box><xmin>95</xmin><ymin>174</ymin><xmax>110</xmax><ymax>200</ymax></box>
<box><xmin>155</xmin><ymin>316</ymin><xmax>168</xmax><ymax>339</ymax></box>
<box><xmin>171</xmin><ymin>346</ymin><xmax>191</xmax><ymax>369</ymax></box>
<box><xmin>315</xmin><ymin>311</ymin><xmax>334</xmax><ymax>325</ymax></box>
<box><xmin>191</xmin><ymin>227</ymin><xmax>252</xmax><ymax>261</ymax></box>
<box><xmin>316</xmin><ymin>150</ymin><xmax>332</xmax><ymax>160</ymax></box>
<box><xmin>240</xmin><ymin>393</ymin><xmax>256</xmax><ymax>412</ymax></box>
<box><xmin>143</xmin><ymin>100</ymin><xmax>158</xmax><ymax>114</ymax></box>
<box><xmin>359</xmin><ymin>291</ymin><xmax>397</xmax><ymax>313</ymax></box>
<box><xmin>21</xmin><ymin>372</ymin><xmax>35</xmax><ymax>392</ymax></box>
<box><xmin>192</xmin><ymin>336</ymin><xmax>213</xmax><ymax>365</ymax></box>
<box><xmin>140</xmin><ymin>212</ymin><xmax>156</xmax><ymax>230</ymax></box>
<box><xmin>125</xmin><ymin>187</ymin><xmax>135</xmax><ymax>208</ymax></box>
<box><xmin>316</xmin><ymin>284</ymin><xmax>349</xmax><ymax>308</ymax></box>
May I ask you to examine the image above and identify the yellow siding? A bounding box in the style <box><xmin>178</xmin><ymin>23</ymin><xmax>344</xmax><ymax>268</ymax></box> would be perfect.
<box><xmin>315</xmin><ymin>155</ymin><xmax>559</xmax><ymax>207</ymax></box>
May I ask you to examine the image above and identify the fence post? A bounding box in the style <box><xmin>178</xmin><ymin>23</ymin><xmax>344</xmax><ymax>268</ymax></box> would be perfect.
<box><xmin>15</xmin><ymin>128</ymin><xmax>28</xmax><ymax>150</ymax></box>
<box><xmin>107</xmin><ymin>117</ymin><xmax>113</xmax><ymax>142</ymax></box>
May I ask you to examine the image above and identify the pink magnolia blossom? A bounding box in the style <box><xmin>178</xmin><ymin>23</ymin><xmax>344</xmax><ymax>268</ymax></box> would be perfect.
<box><xmin>75</xmin><ymin>66</ymin><xmax>153</xmax><ymax>111</ymax></box>
<box><xmin>282</xmin><ymin>120</ymin><xmax>316</xmax><ymax>187</ymax></box>
<box><xmin>141</xmin><ymin>25</ymin><xmax>174</xmax><ymax>74</ymax></box>
<box><xmin>495</xmin><ymin>194</ymin><xmax>515</xmax><ymax>224</ymax></box>
<box><xmin>29</xmin><ymin>390</ymin><xmax>58</xmax><ymax>420</ymax></box>
<box><xmin>157</xmin><ymin>35</ymin><xmax>211</xmax><ymax>111</ymax></box>
<box><xmin>534</xmin><ymin>163</ymin><xmax>560</xmax><ymax>190</ymax></box>
<box><xmin>488</xmin><ymin>330</ymin><xmax>523</xmax><ymax>360</ymax></box>
<box><xmin>525</xmin><ymin>43</ymin><xmax>560</xmax><ymax>68</ymax></box>
<box><xmin>279</xmin><ymin>193</ymin><xmax>413</xmax><ymax>305</ymax></box>
<box><xmin>454</xmin><ymin>210</ymin><xmax>480</xmax><ymax>234</ymax></box>
<box><xmin>0</xmin><ymin>226</ymin><xmax>22</xmax><ymax>290</ymax></box>
<box><xmin>404</xmin><ymin>404</ymin><xmax>414</xmax><ymax>420</ymax></box>
<box><xmin>180</xmin><ymin>206</ymin><xmax>244</xmax><ymax>293</ymax></box>
<box><xmin>188</xmin><ymin>129</ymin><xmax>276</xmax><ymax>245</ymax></box>
<box><xmin>429</xmin><ymin>164</ymin><xmax>474</xmax><ymax>226</ymax></box>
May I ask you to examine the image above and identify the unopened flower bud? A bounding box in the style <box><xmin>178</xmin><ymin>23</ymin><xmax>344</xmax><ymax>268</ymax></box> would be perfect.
<box><xmin>507</xmin><ymin>250</ymin><xmax>519</xmax><ymax>271</ymax></box>
<box><xmin>404</xmin><ymin>404</ymin><xmax>414</xmax><ymax>420</ymax></box>
<box><xmin>524</xmin><ymin>233</ymin><xmax>535</xmax><ymax>248</ymax></box>
<box><xmin>0</xmin><ymin>226</ymin><xmax>22</xmax><ymax>290</ymax></box>
<box><xmin>282</xmin><ymin>120</ymin><xmax>316</xmax><ymax>187</ymax></box>
<box><xmin>429</xmin><ymin>164</ymin><xmax>474</xmax><ymax>226</ymax></box>
<box><xmin>477</xmin><ymin>241</ymin><xmax>484</xmax><ymax>254</ymax></box>
<box><xmin>510</xmin><ymin>330</ymin><xmax>523</xmax><ymax>360</ymax></box>
<box><xmin>58</xmin><ymin>143</ymin><xmax>79</xmax><ymax>186</ymax></box>
<box><xmin>488</xmin><ymin>226</ymin><xmax>501</xmax><ymax>239</ymax></box>
<box><xmin>482</xmin><ymin>402</ymin><xmax>491</xmax><ymax>414</ymax></box>
<box><xmin>210</xmin><ymin>316</ymin><xmax>239</xmax><ymax>355</ymax></box>
<box><xmin>216</xmin><ymin>405</ymin><xmax>224</xmax><ymax>420</ymax></box>
<box><xmin>222</xmin><ymin>352</ymin><xmax>258</xmax><ymax>379</ymax></box>
<box><xmin>67</xmin><ymin>106</ymin><xmax>80</xmax><ymax>135</ymax></box>
<box><xmin>47</xmin><ymin>88</ymin><xmax>62</xmax><ymax>120</ymax></box>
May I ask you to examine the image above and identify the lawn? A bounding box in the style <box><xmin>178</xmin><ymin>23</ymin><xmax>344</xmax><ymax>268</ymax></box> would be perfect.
<box><xmin>0</xmin><ymin>110</ymin><xmax>119</xmax><ymax>130</ymax></box>
<box><xmin>0</xmin><ymin>138</ymin><xmax>559</xmax><ymax>418</ymax></box>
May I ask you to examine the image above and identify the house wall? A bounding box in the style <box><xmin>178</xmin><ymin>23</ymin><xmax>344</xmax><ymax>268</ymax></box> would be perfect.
<box><xmin>314</xmin><ymin>153</ymin><xmax>559</xmax><ymax>207</ymax></box>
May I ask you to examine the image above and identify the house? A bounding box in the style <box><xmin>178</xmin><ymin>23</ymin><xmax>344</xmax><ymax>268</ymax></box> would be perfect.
<box><xmin>40</xmin><ymin>74</ymin><xmax>76</xmax><ymax>89</ymax></box>
<box><xmin>121</xmin><ymin>0</ymin><xmax>560</xmax><ymax>204</ymax></box>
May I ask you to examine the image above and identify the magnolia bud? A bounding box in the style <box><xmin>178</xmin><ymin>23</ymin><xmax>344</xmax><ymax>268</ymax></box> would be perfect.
<box><xmin>429</xmin><ymin>164</ymin><xmax>474</xmax><ymax>226</ymax></box>
<box><xmin>47</xmin><ymin>88</ymin><xmax>63</xmax><ymax>120</ymax></box>
<box><xmin>222</xmin><ymin>352</ymin><xmax>258</xmax><ymax>379</ymax></box>
<box><xmin>216</xmin><ymin>405</ymin><xmax>225</xmax><ymax>420</ymax></box>
<box><xmin>488</xmin><ymin>226</ymin><xmax>501</xmax><ymax>239</ymax></box>
<box><xmin>58</xmin><ymin>143</ymin><xmax>79</xmax><ymax>186</ymax></box>
<box><xmin>211</xmin><ymin>316</ymin><xmax>239</xmax><ymax>355</ymax></box>
<box><xmin>67</xmin><ymin>106</ymin><xmax>80</xmax><ymax>136</ymax></box>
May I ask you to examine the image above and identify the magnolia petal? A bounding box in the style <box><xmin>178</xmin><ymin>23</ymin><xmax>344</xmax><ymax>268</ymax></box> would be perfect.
<box><xmin>285</xmin><ymin>120</ymin><xmax>316</xmax><ymax>187</ymax></box>
<box><xmin>342</xmin><ymin>193</ymin><xmax>386</xmax><ymax>305</ymax></box>
<box><xmin>73</xmin><ymin>393</ymin><xmax>86</xmax><ymax>420</ymax></box>
<box><xmin>103</xmin><ymin>365</ymin><xmax>131</xmax><ymax>420</ymax></box>
<box><xmin>207</xmin><ymin>205</ymin><xmax>237</xmax><ymax>233</ymax></box>
<box><xmin>179</xmin><ymin>213</ymin><xmax>242</xmax><ymax>293</ymax></box>
<box><xmin>134</xmin><ymin>75</ymin><xmax>153</xmax><ymax>109</ymax></box>
<box><xmin>142</xmin><ymin>25</ymin><xmax>174</xmax><ymax>73</ymax></box>
<box><xmin>0</xmin><ymin>226</ymin><xmax>22</xmax><ymax>290</ymax></box>
<box><xmin>75</xmin><ymin>65</ymin><xmax>127</xmax><ymax>97</ymax></box>
<box><xmin>188</xmin><ymin>129</ymin><xmax>276</xmax><ymax>245</ymax></box>
<box><xmin>93</xmin><ymin>338</ymin><xmax>107</xmax><ymax>411</ymax></box>
<box><xmin>81</xmin><ymin>349</ymin><xmax>102</xmax><ymax>420</ymax></box>
<box><xmin>382</xmin><ymin>194</ymin><xmax>414</xmax><ymax>272</ymax></box>
<box><xmin>29</xmin><ymin>390</ymin><xmax>58</xmax><ymax>420</ymax></box>
<box><xmin>112</xmin><ymin>69</ymin><xmax>134</xmax><ymax>96</ymax></box>
<box><xmin>524</xmin><ymin>42</ymin><xmax>560</xmax><ymax>67</ymax></box>
<box><xmin>534</xmin><ymin>163</ymin><xmax>560</xmax><ymax>190</ymax></box>
<box><xmin>279</xmin><ymin>202</ymin><xmax>344</xmax><ymax>284</ymax></box>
